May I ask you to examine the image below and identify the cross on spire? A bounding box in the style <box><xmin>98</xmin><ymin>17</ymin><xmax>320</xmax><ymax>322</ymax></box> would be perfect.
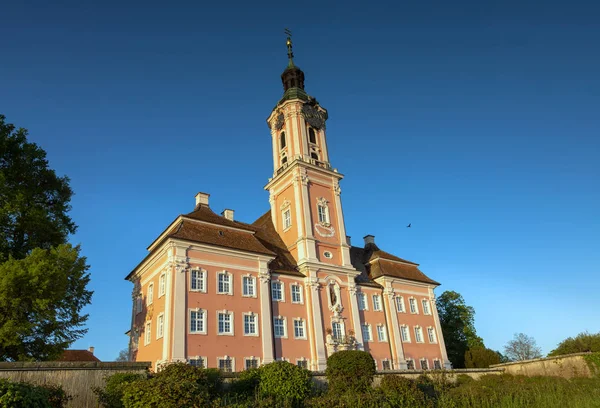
<box><xmin>284</xmin><ymin>28</ymin><xmax>294</xmax><ymax>66</ymax></box>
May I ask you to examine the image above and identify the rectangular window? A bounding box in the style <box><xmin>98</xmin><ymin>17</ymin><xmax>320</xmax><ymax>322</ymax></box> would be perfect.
<box><xmin>358</xmin><ymin>293</ymin><xmax>367</xmax><ymax>310</ymax></box>
<box><xmin>283</xmin><ymin>209</ymin><xmax>291</xmax><ymax>229</ymax></box>
<box><xmin>401</xmin><ymin>325</ymin><xmax>410</xmax><ymax>342</ymax></box>
<box><xmin>271</xmin><ymin>281</ymin><xmax>283</xmax><ymax>301</ymax></box>
<box><xmin>407</xmin><ymin>359</ymin><xmax>415</xmax><ymax>370</ymax></box>
<box><xmin>291</xmin><ymin>285</ymin><xmax>302</xmax><ymax>303</ymax></box>
<box><xmin>159</xmin><ymin>274</ymin><xmax>166</xmax><ymax>297</ymax></box>
<box><xmin>434</xmin><ymin>360</ymin><xmax>442</xmax><ymax>370</ymax></box>
<box><xmin>243</xmin><ymin>276</ymin><xmax>255</xmax><ymax>297</ymax></box>
<box><xmin>422</xmin><ymin>299</ymin><xmax>431</xmax><ymax>315</ymax></box>
<box><xmin>332</xmin><ymin>322</ymin><xmax>343</xmax><ymax>340</ymax></box>
<box><xmin>147</xmin><ymin>283</ymin><xmax>154</xmax><ymax>305</ymax></box>
<box><xmin>409</xmin><ymin>298</ymin><xmax>418</xmax><ymax>314</ymax></box>
<box><xmin>218</xmin><ymin>273</ymin><xmax>231</xmax><ymax>294</ymax></box>
<box><xmin>377</xmin><ymin>325</ymin><xmax>387</xmax><ymax>342</ymax></box>
<box><xmin>428</xmin><ymin>327</ymin><xmax>437</xmax><ymax>343</ymax></box>
<box><xmin>396</xmin><ymin>296</ymin><xmax>405</xmax><ymax>313</ymax></box>
<box><xmin>362</xmin><ymin>324</ymin><xmax>372</xmax><ymax>342</ymax></box>
<box><xmin>245</xmin><ymin>358</ymin><xmax>258</xmax><ymax>370</ymax></box>
<box><xmin>218</xmin><ymin>312</ymin><xmax>233</xmax><ymax>335</ymax></box>
<box><xmin>219</xmin><ymin>358</ymin><xmax>233</xmax><ymax>372</ymax></box>
<box><xmin>415</xmin><ymin>327</ymin><xmax>424</xmax><ymax>343</ymax></box>
<box><xmin>297</xmin><ymin>360</ymin><xmax>308</xmax><ymax>369</ymax></box>
<box><xmin>274</xmin><ymin>317</ymin><xmax>286</xmax><ymax>338</ymax></box>
<box><xmin>372</xmin><ymin>295</ymin><xmax>382</xmax><ymax>311</ymax></box>
<box><xmin>135</xmin><ymin>295</ymin><xmax>142</xmax><ymax>314</ymax></box>
<box><xmin>157</xmin><ymin>314</ymin><xmax>164</xmax><ymax>339</ymax></box>
<box><xmin>318</xmin><ymin>205</ymin><xmax>327</xmax><ymax>224</ymax></box>
<box><xmin>191</xmin><ymin>270</ymin><xmax>205</xmax><ymax>292</ymax></box>
<box><xmin>382</xmin><ymin>360</ymin><xmax>391</xmax><ymax>371</ymax></box>
<box><xmin>294</xmin><ymin>319</ymin><xmax>305</xmax><ymax>339</ymax></box>
<box><xmin>144</xmin><ymin>322</ymin><xmax>151</xmax><ymax>346</ymax></box>
<box><xmin>190</xmin><ymin>310</ymin><xmax>205</xmax><ymax>334</ymax></box>
<box><xmin>420</xmin><ymin>359</ymin><xmax>429</xmax><ymax>370</ymax></box>
<box><xmin>244</xmin><ymin>314</ymin><xmax>257</xmax><ymax>336</ymax></box>
<box><xmin>189</xmin><ymin>358</ymin><xmax>205</xmax><ymax>368</ymax></box>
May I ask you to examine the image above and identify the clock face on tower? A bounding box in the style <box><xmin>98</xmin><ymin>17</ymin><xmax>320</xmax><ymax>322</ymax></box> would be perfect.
<box><xmin>302</xmin><ymin>103</ymin><xmax>326</xmax><ymax>129</ymax></box>
<box><xmin>315</xmin><ymin>223</ymin><xmax>335</xmax><ymax>238</ymax></box>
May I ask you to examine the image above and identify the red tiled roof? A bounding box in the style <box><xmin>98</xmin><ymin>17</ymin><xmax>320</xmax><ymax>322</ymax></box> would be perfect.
<box><xmin>185</xmin><ymin>204</ymin><xmax>257</xmax><ymax>232</ymax></box>
<box><xmin>370</xmin><ymin>258</ymin><xmax>440</xmax><ymax>285</ymax></box>
<box><xmin>58</xmin><ymin>350</ymin><xmax>100</xmax><ymax>362</ymax></box>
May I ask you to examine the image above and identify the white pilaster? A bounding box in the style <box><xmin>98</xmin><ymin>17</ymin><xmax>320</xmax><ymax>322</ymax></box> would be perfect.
<box><xmin>383</xmin><ymin>284</ymin><xmax>406</xmax><ymax>369</ymax></box>
<box><xmin>430</xmin><ymin>288</ymin><xmax>452</xmax><ymax>369</ymax></box>
<box><xmin>308</xmin><ymin>276</ymin><xmax>327</xmax><ymax>370</ymax></box>
<box><xmin>347</xmin><ymin>281</ymin><xmax>364</xmax><ymax>349</ymax></box>
<box><xmin>170</xmin><ymin>245</ymin><xmax>188</xmax><ymax>362</ymax></box>
<box><xmin>259</xmin><ymin>260</ymin><xmax>274</xmax><ymax>364</ymax></box>
<box><xmin>333</xmin><ymin>180</ymin><xmax>351</xmax><ymax>266</ymax></box>
<box><xmin>162</xmin><ymin>267</ymin><xmax>173</xmax><ymax>361</ymax></box>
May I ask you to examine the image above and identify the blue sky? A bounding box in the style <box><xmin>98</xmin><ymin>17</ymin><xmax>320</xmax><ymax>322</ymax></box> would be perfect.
<box><xmin>1</xmin><ymin>0</ymin><xmax>599</xmax><ymax>361</ymax></box>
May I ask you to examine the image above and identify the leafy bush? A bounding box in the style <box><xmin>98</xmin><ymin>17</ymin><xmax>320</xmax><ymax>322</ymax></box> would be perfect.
<box><xmin>549</xmin><ymin>331</ymin><xmax>600</xmax><ymax>356</ymax></box>
<box><xmin>305</xmin><ymin>388</ymin><xmax>388</xmax><ymax>408</ymax></box>
<box><xmin>121</xmin><ymin>362</ymin><xmax>222</xmax><ymax>408</ymax></box>
<box><xmin>94</xmin><ymin>372</ymin><xmax>146</xmax><ymax>408</ymax></box>
<box><xmin>379</xmin><ymin>375</ymin><xmax>431</xmax><ymax>407</ymax></box>
<box><xmin>257</xmin><ymin>361</ymin><xmax>312</xmax><ymax>406</ymax></box>
<box><xmin>0</xmin><ymin>379</ymin><xmax>70</xmax><ymax>408</ymax></box>
<box><xmin>464</xmin><ymin>347</ymin><xmax>501</xmax><ymax>368</ymax></box>
<box><xmin>325</xmin><ymin>350</ymin><xmax>376</xmax><ymax>394</ymax></box>
<box><xmin>228</xmin><ymin>367</ymin><xmax>261</xmax><ymax>401</ymax></box>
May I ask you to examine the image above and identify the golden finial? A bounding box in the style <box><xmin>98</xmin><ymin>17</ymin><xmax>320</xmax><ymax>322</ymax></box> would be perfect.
<box><xmin>284</xmin><ymin>28</ymin><xmax>294</xmax><ymax>65</ymax></box>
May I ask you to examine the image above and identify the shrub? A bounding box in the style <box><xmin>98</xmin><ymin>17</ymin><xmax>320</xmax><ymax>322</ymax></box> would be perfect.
<box><xmin>94</xmin><ymin>372</ymin><xmax>146</xmax><ymax>408</ymax></box>
<box><xmin>257</xmin><ymin>361</ymin><xmax>312</xmax><ymax>406</ymax></box>
<box><xmin>305</xmin><ymin>388</ymin><xmax>387</xmax><ymax>408</ymax></box>
<box><xmin>379</xmin><ymin>375</ymin><xmax>431</xmax><ymax>407</ymax></box>
<box><xmin>549</xmin><ymin>331</ymin><xmax>600</xmax><ymax>356</ymax></box>
<box><xmin>325</xmin><ymin>350</ymin><xmax>376</xmax><ymax>394</ymax></box>
<box><xmin>0</xmin><ymin>379</ymin><xmax>70</xmax><ymax>408</ymax></box>
<box><xmin>229</xmin><ymin>367</ymin><xmax>261</xmax><ymax>401</ymax></box>
<box><xmin>121</xmin><ymin>362</ymin><xmax>221</xmax><ymax>408</ymax></box>
<box><xmin>464</xmin><ymin>347</ymin><xmax>501</xmax><ymax>368</ymax></box>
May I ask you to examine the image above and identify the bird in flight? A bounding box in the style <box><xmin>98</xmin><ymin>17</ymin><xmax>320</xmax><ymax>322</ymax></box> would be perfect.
<box><xmin>407</xmin><ymin>223</ymin><xmax>411</xmax><ymax>228</ymax></box>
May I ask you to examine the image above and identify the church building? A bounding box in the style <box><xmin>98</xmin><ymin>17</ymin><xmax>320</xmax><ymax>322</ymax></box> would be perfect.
<box><xmin>126</xmin><ymin>36</ymin><xmax>451</xmax><ymax>372</ymax></box>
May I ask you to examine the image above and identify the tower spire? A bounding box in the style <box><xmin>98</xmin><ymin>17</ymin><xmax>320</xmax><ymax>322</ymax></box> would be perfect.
<box><xmin>285</xmin><ymin>28</ymin><xmax>295</xmax><ymax>68</ymax></box>
<box><xmin>280</xmin><ymin>28</ymin><xmax>305</xmax><ymax>93</ymax></box>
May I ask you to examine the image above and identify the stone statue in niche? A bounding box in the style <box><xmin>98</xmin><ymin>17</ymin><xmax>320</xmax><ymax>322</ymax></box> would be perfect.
<box><xmin>329</xmin><ymin>281</ymin><xmax>342</xmax><ymax>315</ymax></box>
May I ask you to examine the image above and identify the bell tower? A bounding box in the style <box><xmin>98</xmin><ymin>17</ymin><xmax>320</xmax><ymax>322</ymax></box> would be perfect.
<box><xmin>265</xmin><ymin>32</ymin><xmax>352</xmax><ymax>270</ymax></box>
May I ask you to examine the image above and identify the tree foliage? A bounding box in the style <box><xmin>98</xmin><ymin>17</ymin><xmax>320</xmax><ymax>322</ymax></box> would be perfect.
<box><xmin>504</xmin><ymin>333</ymin><xmax>543</xmax><ymax>361</ymax></box>
<box><xmin>436</xmin><ymin>290</ymin><xmax>483</xmax><ymax>368</ymax></box>
<box><xmin>548</xmin><ymin>331</ymin><xmax>600</xmax><ymax>357</ymax></box>
<box><xmin>116</xmin><ymin>348</ymin><xmax>129</xmax><ymax>362</ymax></box>
<box><xmin>0</xmin><ymin>115</ymin><xmax>92</xmax><ymax>361</ymax></box>
<box><xmin>325</xmin><ymin>350</ymin><xmax>376</xmax><ymax>394</ymax></box>
<box><xmin>0</xmin><ymin>115</ymin><xmax>76</xmax><ymax>260</ymax></box>
<box><xmin>465</xmin><ymin>347</ymin><xmax>501</xmax><ymax>368</ymax></box>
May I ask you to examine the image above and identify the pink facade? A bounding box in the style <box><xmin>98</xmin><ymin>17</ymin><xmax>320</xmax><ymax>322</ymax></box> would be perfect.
<box><xmin>125</xmin><ymin>40</ymin><xmax>450</xmax><ymax>372</ymax></box>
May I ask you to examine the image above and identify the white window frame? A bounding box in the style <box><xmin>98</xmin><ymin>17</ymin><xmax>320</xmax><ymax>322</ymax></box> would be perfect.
<box><xmin>427</xmin><ymin>327</ymin><xmax>437</xmax><ymax>343</ymax></box>
<box><xmin>147</xmin><ymin>283</ymin><xmax>154</xmax><ymax>306</ymax></box>
<box><xmin>420</xmin><ymin>358</ymin><xmax>429</xmax><ymax>370</ymax></box>
<box><xmin>400</xmin><ymin>325</ymin><xmax>411</xmax><ymax>342</ymax></box>
<box><xmin>291</xmin><ymin>284</ymin><xmax>303</xmax><ymax>304</ymax></box>
<box><xmin>158</xmin><ymin>273</ymin><xmax>166</xmax><ymax>297</ymax></box>
<box><xmin>243</xmin><ymin>312</ymin><xmax>259</xmax><ymax>337</ymax></box>
<box><xmin>415</xmin><ymin>326</ymin><xmax>424</xmax><ymax>343</ymax></box>
<box><xmin>358</xmin><ymin>292</ymin><xmax>368</xmax><ymax>311</ymax></box>
<box><xmin>331</xmin><ymin>320</ymin><xmax>345</xmax><ymax>340</ymax></box>
<box><xmin>433</xmin><ymin>359</ymin><xmax>442</xmax><ymax>370</ymax></box>
<box><xmin>406</xmin><ymin>359</ymin><xmax>415</xmax><ymax>370</ymax></box>
<box><xmin>396</xmin><ymin>296</ymin><xmax>406</xmax><ymax>313</ymax></box>
<box><xmin>188</xmin><ymin>356</ymin><xmax>206</xmax><ymax>368</ymax></box>
<box><xmin>377</xmin><ymin>325</ymin><xmax>388</xmax><ymax>342</ymax></box>
<box><xmin>144</xmin><ymin>321</ymin><xmax>151</xmax><ymax>346</ymax></box>
<box><xmin>271</xmin><ymin>280</ymin><xmax>284</xmax><ymax>302</ymax></box>
<box><xmin>156</xmin><ymin>313</ymin><xmax>164</xmax><ymax>339</ymax></box>
<box><xmin>317</xmin><ymin>201</ymin><xmax>330</xmax><ymax>225</ymax></box>
<box><xmin>273</xmin><ymin>316</ymin><xmax>287</xmax><ymax>338</ymax></box>
<box><xmin>293</xmin><ymin>318</ymin><xmax>306</xmax><ymax>339</ymax></box>
<box><xmin>282</xmin><ymin>208</ymin><xmax>292</xmax><ymax>230</ymax></box>
<box><xmin>217</xmin><ymin>356</ymin><xmax>235</xmax><ymax>372</ymax></box>
<box><xmin>372</xmin><ymin>294</ymin><xmax>382</xmax><ymax>311</ymax></box>
<box><xmin>362</xmin><ymin>324</ymin><xmax>372</xmax><ymax>342</ymax></box>
<box><xmin>189</xmin><ymin>308</ymin><xmax>207</xmax><ymax>335</ymax></box>
<box><xmin>190</xmin><ymin>269</ymin><xmax>207</xmax><ymax>293</ymax></box>
<box><xmin>217</xmin><ymin>271</ymin><xmax>233</xmax><ymax>295</ymax></box>
<box><xmin>382</xmin><ymin>359</ymin><xmax>392</xmax><ymax>371</ymax></box>
<box><xmin>244</xmin><ymin>357</ymin><xmax>260</xmax><ymax>370</ymax></box>
<box><xmin>296</xmin><ymin>358</ymin><xmax>308</xmax><ymax>369</ymax></box>
<box><xmin>242</xmin><ymin>275</ymin><xmax>256</xmax><ymax>298</ymax></box>
<box><xmin>409</xmin><ymin>297</ymin><xmax>419</xmax><ymax>314</ymax></box>
<box><xmin>217</xmin><ymin>310</ymin><xmax>234</xmax><ymax>336</ymax></box>
<box><xmin>422</xmin><ymin>299</ymin><xmax>431</xmax><ymax>315</ymax></box>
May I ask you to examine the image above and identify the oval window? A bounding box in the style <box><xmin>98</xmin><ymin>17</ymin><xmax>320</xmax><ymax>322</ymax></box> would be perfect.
<box><xmin>323</xmin><ymin>251</ymin><xmax>333</xmax><ymax>259</ymax></box>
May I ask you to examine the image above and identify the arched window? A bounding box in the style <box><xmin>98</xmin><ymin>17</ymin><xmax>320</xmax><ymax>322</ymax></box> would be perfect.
<box><xmin>310</xmin><ymin>152</ymin><xmax>319</xmax><ymax>160</ymax></box>
<box><xmin>280</xmin><ymin>132</ymin><xmax>286</xmax><ymax>149</ymax></box>
<box><xmin>308</xmin><ymin>128</ymin><xmax>317</xmax><ymax>144</ymax></box>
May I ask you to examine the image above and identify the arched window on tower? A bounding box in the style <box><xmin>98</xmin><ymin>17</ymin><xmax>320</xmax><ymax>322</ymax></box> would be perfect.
<box><xmin>280</xmin><ymin>132</ymin><xmax>286</xmax><ymax>149</ymax></box>
<box><xmin>308</xmin><ymin>128</ymin><xmax>317</xmax><ymax>144</ymax></box>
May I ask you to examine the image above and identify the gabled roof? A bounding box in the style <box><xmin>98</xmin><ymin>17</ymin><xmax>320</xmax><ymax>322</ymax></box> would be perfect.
<box><xmin>58</xmin><ymin>350</ymin><xmax>100</xmax><ymax>362</ymax></box>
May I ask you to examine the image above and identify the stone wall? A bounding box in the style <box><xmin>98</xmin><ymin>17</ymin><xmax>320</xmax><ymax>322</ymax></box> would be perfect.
<box><xmin>0</xmin><ymin>361</ymin><xmax>150</xmax><ymax>408</ymax></box>
<box><xmin>490</xmin><ymin>352</ymin><xmax>593</xmax><ymax>378</ymax></box>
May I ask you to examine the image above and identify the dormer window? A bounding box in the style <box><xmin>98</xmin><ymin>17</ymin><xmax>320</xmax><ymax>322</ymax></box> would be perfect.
<box><xmin>280</xmin><ymin>131</ymin><xmax>286</xmax><ymax>149</ymax></box>
<box><xmin>308</xmin><ymin>128</ymin><xmax>317</xmax><ymax>144</ymax></box>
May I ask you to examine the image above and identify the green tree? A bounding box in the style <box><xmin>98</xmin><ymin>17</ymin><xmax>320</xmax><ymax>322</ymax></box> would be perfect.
<box><xmin>548</xmin><ymin>331</ymin><xmax>600</xmax><ymax>356</ymax></box>
<box><xmin>0</xmin><ymin>114</ymin><xmax>76</xmax><ymax>260</ymax></box>
<box><xmin>116</xmin><ymin>348</ymin><xmax>129</xmax><ymax>362</ymax></box>
<box><xmin>436</xmin><ymin>290</ymin><xmax>483</xmax><ymax>368</ymax></box>
<box><xmin>465</xmin><ymin>347</ymin><xmax>501</xmax><ymax>368</ymax></box>
<box><xmin>504</xmin><ymin>333</ymin><xmax>542</xmax><ymax>361</ymax></box>
<box><xmin>0</xmin><ymin>115</ymin><xmax>92</xmax><ymax>361</ymax></box>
